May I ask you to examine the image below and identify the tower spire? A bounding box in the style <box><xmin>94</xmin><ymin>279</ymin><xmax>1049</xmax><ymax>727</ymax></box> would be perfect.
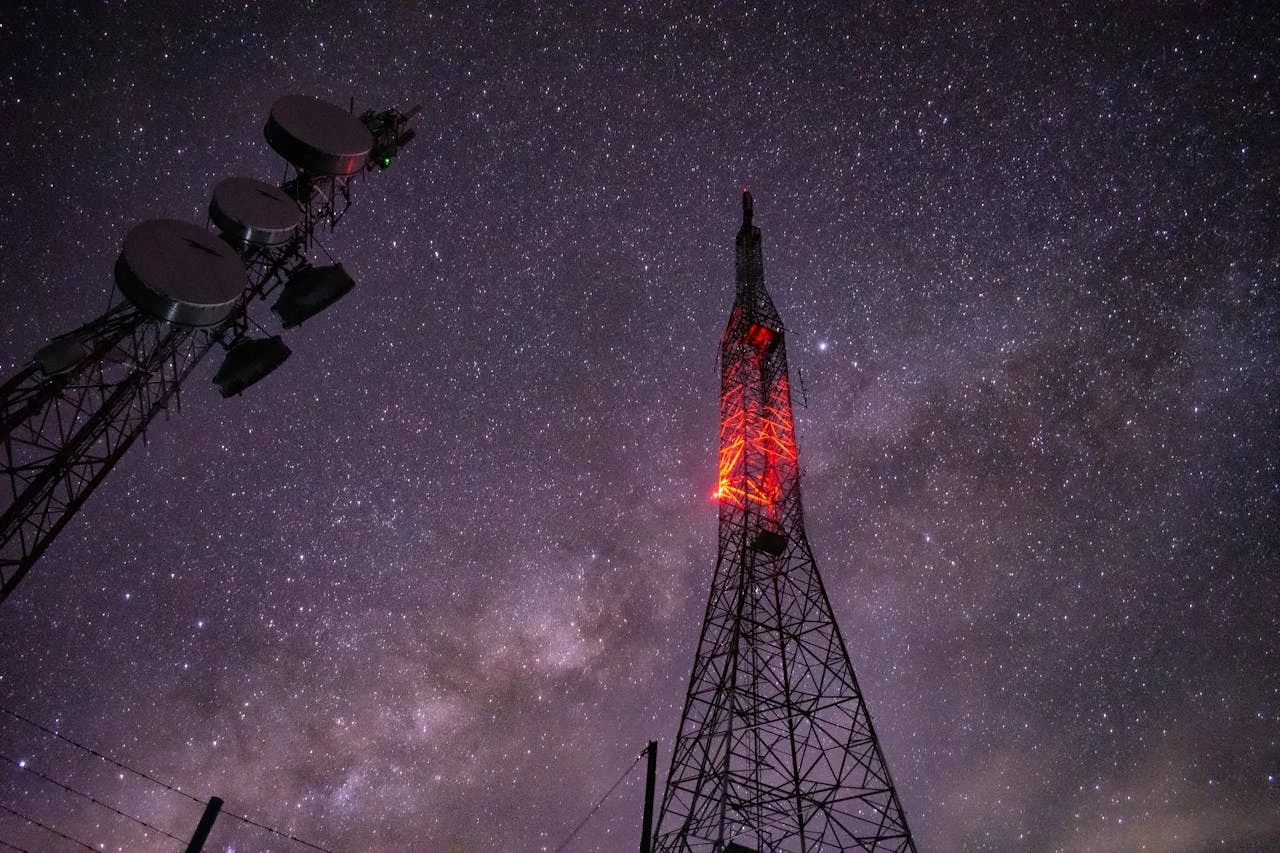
<box><xmin>732</xmin><ymin>189</ymin><xmax>777</xmax><ymax>335</ymax></box>
<box><xmin>654</xmin><ymin>194</ymin><xmax>916</xmax><ymax>852</ymax></box>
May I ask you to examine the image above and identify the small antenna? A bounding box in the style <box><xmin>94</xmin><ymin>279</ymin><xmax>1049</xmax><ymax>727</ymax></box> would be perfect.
<box><xmin>797</xmin><ymin>367</ymin><xmax>810</xmax><ymax>408</ymax></box>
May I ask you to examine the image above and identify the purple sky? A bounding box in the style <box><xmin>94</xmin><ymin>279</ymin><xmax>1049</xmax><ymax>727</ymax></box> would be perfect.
<box><xmin>1</xmin><ymin>2</ymin><xmax>1276</xmax><ymax>850</ymax></box>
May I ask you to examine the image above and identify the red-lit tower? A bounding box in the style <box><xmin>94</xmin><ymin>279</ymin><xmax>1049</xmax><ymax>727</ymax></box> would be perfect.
<box><xmin>653</xmin><ymin>192</ymin><xmax>915</xmax><ymax>852</ymax></box>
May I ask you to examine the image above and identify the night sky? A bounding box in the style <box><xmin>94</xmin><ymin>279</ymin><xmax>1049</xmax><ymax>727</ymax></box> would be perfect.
<box><xmin>1</xmin><ymin>2</ymin><xmax>1277</xmax><ymax>851</ymax></box>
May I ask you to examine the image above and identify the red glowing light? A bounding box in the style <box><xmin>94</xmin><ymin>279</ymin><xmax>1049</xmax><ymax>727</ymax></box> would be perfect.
<box><xmin>745</xmin><ymin>324</ymin><xmax>775</xmax><ymax>351</ymax></box>
<box><xmin>715</xmin><ymin>338</ymin><xmax>798</xmax><ymax>517</ymax></box>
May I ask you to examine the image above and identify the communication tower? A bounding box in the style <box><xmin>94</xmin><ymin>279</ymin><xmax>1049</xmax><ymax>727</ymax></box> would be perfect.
<box><xmin>0</xmin><ymin>95</ymin><xmax>417</xmax><ymax>605</ymax></box>
<box><xmin>653</xmin><ymin>192</ymin><xmax>915</xmax><ymax>852</ymax></box>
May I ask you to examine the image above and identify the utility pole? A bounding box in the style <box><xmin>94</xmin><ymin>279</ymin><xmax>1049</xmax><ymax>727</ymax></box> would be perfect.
<box><xmin>641</xmin><ymin>740</ymin><xmax>658</xmax><ymax>853</ymax></box>
<box><xmin>184</xmin><ymin>796</ymin><xmax>222</xmax><ymax>853</ymax></box>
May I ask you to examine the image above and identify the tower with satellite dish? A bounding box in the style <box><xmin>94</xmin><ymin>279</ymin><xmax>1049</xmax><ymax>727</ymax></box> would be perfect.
<box><xmin>0</xmin><ymin>95</ymin><xmax>418</xmax><ymax>604</ymax></box>
<box><xmin>652</xmin><ymin>192</ymin><xmax>915</xmax><ymax>852</ymax></box>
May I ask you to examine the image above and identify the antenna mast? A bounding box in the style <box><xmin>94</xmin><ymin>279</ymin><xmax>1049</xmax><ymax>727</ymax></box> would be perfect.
<box><xmin>0</xmin><ymin>95</ymin><xmax>418</xmax><ymax>605</ymax></box>
<box><xmin>653</xmin><ymin>192</ymin><xmax>915</xmax><ymax>852</ymax></box>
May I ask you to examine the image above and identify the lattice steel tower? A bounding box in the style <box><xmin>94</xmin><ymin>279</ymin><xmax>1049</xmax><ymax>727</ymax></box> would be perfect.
<box><xmin>0</xmin><ymin>95</ymin><xmax>417</xmax><ymax>605</ymax></box>
<box><xmin>653</xmin><ymin>192</ymin><xmax>915</xmax><ymax>853</ymax></box>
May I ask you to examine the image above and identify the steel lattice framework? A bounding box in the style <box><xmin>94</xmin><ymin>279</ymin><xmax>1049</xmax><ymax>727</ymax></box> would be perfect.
<box><xmin>654</xmin><ymin>192</ymin><xmax>915</xmax><ymax>853</ymax></box>
<box><xmin>0</xmin><ymin>101</ymin><xmax>416</xmax><ymax>605</ymax></box>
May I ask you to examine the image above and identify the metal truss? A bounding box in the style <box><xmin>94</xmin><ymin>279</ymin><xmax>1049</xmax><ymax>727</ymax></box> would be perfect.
<box><xmin>654</xmin><ymin>194</ymin><xmax>915</xmax><ymax>853</ymax></box>
<box><xmin>0</xmin><ymin>308</ymin><xmax>224</xmax><ymax>600</ymax></box>
<box><xmin>0</xmin><ymin>101</ymin><xmax>417</xmax><ymax>607</ymax></box>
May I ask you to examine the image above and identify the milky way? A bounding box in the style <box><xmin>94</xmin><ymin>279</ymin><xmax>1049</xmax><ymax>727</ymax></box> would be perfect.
<box><xmin>1</xmin><ymin>3</ymin><xmax>1276</xmax><ymax>850</ymax></box>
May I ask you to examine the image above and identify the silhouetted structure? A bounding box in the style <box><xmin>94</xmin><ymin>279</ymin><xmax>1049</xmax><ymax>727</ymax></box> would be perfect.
<box><xmin>654</xmin><ymin>192</ymin><xmax>915</xmax><ymax>852</ymax></box>
<box><xmin>0</xmin><ymin>96</ymin><xmax>417</xmax><ymax>604</ymax></box>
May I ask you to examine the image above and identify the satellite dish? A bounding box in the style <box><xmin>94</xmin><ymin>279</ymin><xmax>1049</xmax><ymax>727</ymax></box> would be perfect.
<box><xmin>210</xmin><ymin>177</ymin><xmax>302</xmax><ymax>247</ymax></box>
<box><xmin>212</xmin><ymin>335</ymin><xmax>291</xmax><ymax>397</ymax></box>
<box><xmin>272</xmin><ymin>264</ymin><xmax>355</xmax><ymax>328</ymax></box>
<box><xmin>264</xmin><ymin>95</ymin><xmax>373</xmax><ymax>176</ymax></box>
<box><xmin>114</xmin><ymin>219</ymin><xmax>248</xmax><ymax>327</ymax></box>
<box><xmin>33</xmin><ymin>334</ymin><xmax>90</xmax><ymax>376</ymax></box>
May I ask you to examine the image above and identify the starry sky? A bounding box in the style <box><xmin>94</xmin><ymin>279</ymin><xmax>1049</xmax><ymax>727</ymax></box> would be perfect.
<box><xmin>1</xmin><ymin>1</ymin><xmax>1277</xmax><ymax>850</ymax></box>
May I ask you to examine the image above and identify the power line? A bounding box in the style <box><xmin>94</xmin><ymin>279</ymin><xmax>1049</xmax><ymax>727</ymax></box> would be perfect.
<box><xmin>0</xmin><ymin>801</ymin><xmax>96</xmax><ymax>852</ymax></box>
<box><xmin>216</xmin><ymin>804</ymin><xmax>343</xmax><ymax>853</ymax></box>
<box><xmin>1</xmin><ymin>704</ymin><xmax>343</xmax><ymax>852</ymax></box>
<box><xmin>0</xmin><ymin>836</ymin><xmax>30</xmax><ymax>852</ymax></box>
<box><xmin>553</xmin><ymin>748</ymin><xmax>647</xmax><ymax>853</ymax></box>
<box><xmin>0</xmin><ymin>705</ymin><xmax>203</xmax><ymax>806</ymax></box>
<box><xmin>0</xmin><ymin>752</ymin><xmax>186</xmax><ymax>845</ymax></box>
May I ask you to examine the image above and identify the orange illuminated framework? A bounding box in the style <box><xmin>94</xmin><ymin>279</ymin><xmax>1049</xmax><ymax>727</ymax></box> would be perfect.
<box><xmin>713</xmin><ymin>320</ymin><xmax>799</xmax><ymax>518</ymax></box>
